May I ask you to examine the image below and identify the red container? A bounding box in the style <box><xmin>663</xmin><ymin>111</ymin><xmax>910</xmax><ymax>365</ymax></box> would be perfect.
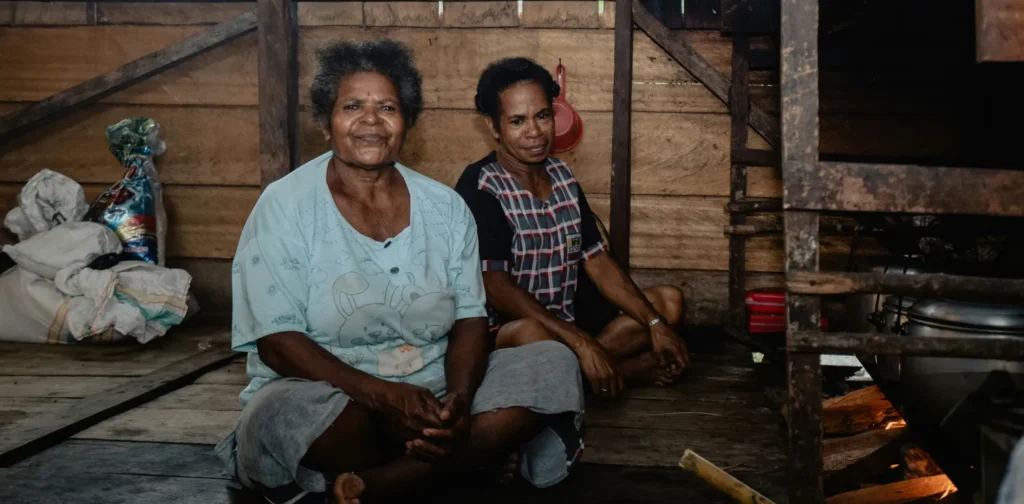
<box><xmin>746</xmin><ymin>291</ymin><xmax>786</xmax><ymax>315</ymax></box>
<box><xmin>745</xmin><ymin>291</ymin><xmax>828</xmax><ymax>333</ymax></box>
<box><xmin>749</xmin><ymin>313</ymin><xmax>786</xmax><ymax>333</ymax></box>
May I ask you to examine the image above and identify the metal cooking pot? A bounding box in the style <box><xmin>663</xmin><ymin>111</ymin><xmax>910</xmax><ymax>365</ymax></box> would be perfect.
<box><xmin>900</xmin><ymin>299</ymin><xmax>1024</xmax><ymax>434</ymax></box>
<box><xmin>873</xmin><ymin>295</ymin><xmax>916</xmax><ymax>382</ymax></box>
<box><xmin>847</xmin><ymin>259</ymin><xmax>927</xmax><ymax>333</ymax></box>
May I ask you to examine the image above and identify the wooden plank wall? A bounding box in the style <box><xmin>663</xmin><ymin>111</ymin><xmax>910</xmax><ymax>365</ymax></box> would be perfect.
<box><xmin>0</xmin><ymin>1</ymin><xmax>961</xmax><ymax>322</ymax></box>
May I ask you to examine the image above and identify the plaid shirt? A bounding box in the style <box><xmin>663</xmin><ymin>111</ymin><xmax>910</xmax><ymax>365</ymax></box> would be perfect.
<box><xmin>455</xmin><ymin>152</ymin><xmax>606</xmax><ymax>324</ymax></box>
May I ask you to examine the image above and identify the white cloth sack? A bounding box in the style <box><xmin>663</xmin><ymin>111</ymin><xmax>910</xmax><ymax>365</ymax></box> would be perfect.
<box><xmin>3</xmin><ymin>221</ymin><xmax>121</xmax><ymax>280</ymax></box>
<box><xmin>0</xmin><ymin>267</ymin><xmax>107</xmax><ymax>344</ymax></box>
<box><xmin>0</xmin><ymin>223</ymin><xmax>194</xmax><ymax>344</ymax></box>
<box><xmin>3</xmin><ymin>169</ymin><xmax>88</xmax><ymax>241</ymax></box>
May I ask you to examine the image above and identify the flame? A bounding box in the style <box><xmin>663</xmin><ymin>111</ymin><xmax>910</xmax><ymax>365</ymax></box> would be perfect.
<box><xmin>884</xmin><ymin>419</ymin><xmax>908</xmax><ymax>430</ymax></box>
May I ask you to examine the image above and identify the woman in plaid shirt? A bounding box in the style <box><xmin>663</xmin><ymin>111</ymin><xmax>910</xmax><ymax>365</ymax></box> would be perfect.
<box><xmin>455</xmin><ymin>57</ymin><xmax>690</xmax><ymax>398</ymax></box>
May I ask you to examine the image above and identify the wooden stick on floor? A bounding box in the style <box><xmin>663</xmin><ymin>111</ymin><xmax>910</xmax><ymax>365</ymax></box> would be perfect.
<box><xmin>679</xmin><ymin>449</ymin><xmax>777</xmax><ymax>504</ymax></box>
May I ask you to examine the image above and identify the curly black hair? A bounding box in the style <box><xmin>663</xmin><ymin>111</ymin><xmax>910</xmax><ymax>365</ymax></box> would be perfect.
<box><xmin>310</xmin><ymin>39</ymin><xmax>424</xmax><ymax>129</ymax></box>
<box><xmin>474</xmin><ymin>57</ymin><xmax>561</xmax><ymax>125</ymax></box>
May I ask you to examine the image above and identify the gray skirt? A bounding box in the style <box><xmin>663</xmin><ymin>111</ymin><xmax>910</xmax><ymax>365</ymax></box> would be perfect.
<box><xmin>214</xmin><ymin>340</ymin><xmax>585</xmax><ymax>493</ymax></box>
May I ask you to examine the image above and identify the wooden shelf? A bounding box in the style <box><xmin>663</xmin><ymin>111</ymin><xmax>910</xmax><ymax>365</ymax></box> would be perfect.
<box><xmin>789</xmin><ymin>331</ymin><xmax>1024</xmax><ymax>360</ymax></box>
<box><xmin>787</xmin><ymin>271</ymin><xmax>1024</xmax><ymax>303</ymax></box>
<box><xmin>785</xmin><ymin>161</ymin><xmax>1024</xmax><ymax>218</ymax></box>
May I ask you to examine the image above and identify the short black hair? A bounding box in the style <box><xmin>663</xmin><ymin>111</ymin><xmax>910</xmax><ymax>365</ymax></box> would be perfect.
<box><xmin>310</xmin><ymin>39</ymin><xmax>424</xmax><ymax>129</ymax></box>
<box><xmin>474</xmin><ymin>57</ymin><xmax>561</xmax><ymax>124</ymax></box>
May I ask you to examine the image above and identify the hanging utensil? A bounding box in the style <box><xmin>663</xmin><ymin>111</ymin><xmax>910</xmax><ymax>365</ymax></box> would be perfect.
<box><xmin>552</xmin><ymin>59</ymin><xmax>584</xmax><ymax>153</ymax></box>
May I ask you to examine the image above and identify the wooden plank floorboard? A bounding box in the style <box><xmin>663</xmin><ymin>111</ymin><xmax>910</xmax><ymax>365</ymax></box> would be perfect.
<box><xmin>11</xmin><ymin>440</ymin><xmax>226</xmax><ymax>479</ymax></box>
<box><xmin>0</xmin><ymin>376</ymin><xmax>131</xmax><ymax>398</ymax></box>
<box><xmin>73</xmin><ymin>408</ymin><xmax>237</xmax><ymax>445</ymax></box>
<box><xmin>5</xmin><ymin>440</ymin><xmax>746</xmax><ymax>504</ymax></box>
<box><xmin>0</xmin><ymin>469</ymin><xmax>237</xmax><ymax>504</ymax></box>
<box><xmin>144</xmin><ymin>384</ymin><xmax>242</xmax><ymax>411</ymax></box>
<box><xmin>0</xmin><ymin>321</ymin><xmax>230</xmax><ymax>377</ymax></box>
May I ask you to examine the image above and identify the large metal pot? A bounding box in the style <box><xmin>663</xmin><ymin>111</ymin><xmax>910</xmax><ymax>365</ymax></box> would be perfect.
<box><xmin>900</xmin><ymin>299</ymin><xmax>1024</xmax><ymax>434</ymax></box>
<box><xmin>873</xmin><ymin>295</ymin><xmax>916</xmax><ymax>382</ymax></box>
<box><xmin>846</xmin><ymin>259</ymin><xmax>927</xmax><ymax>333</ymax></box>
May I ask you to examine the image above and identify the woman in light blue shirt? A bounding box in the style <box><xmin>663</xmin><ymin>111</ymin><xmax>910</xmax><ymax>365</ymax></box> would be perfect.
<box><xmin>214</xmin><ymin>39</ymin><xmax>584</xmax><ymax>503</ymax></box>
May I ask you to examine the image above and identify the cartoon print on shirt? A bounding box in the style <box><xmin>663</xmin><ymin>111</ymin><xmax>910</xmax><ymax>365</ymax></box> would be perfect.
<box><xmin>333</xmin><ymin>271</ymin><xmax>401</xmax><ymax>347</ymax></box>
<box><xmin>400</xmin><ymin>291</ymin><xmax>454</xmax><ymax>345</ymax></box>
<box><xmin>332</xmin><ymin>270</ymin><xmax>456</xmax><ymax>375</ymax></box>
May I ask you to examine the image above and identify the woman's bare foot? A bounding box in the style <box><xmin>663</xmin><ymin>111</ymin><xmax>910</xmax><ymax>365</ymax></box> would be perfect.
<box><xmin>495</xmin><ymin>452</ymin><xmax>519</xmax><ymax>485</ymax></box>
<box><xmin>333</xmin><ymin>473</ymin><xmax>366</xmax><ymax>504</ymax></box>
<box><xmin>619</xmin><ymin>352</ymin><xmax>677</xmax><ymax>387</ymax></box>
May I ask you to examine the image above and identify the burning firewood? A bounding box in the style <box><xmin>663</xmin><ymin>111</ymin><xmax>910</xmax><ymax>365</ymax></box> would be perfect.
<box><xmin>824</xmin><ymin>474</ymin><xmax>957</xmax><ymax>503</ymax></box>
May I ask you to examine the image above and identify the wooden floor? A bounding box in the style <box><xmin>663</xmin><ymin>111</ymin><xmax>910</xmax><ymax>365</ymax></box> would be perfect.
<box><xmin>0</xmin><ymin>319</ymin><xmax>789</xmax><ymax>503</ymax></box>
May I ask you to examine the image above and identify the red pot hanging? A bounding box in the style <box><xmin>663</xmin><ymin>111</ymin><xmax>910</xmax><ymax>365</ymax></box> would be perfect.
<box><xmin>552</xmin><ymin>60</ymin><xmax>584</xmax><ymax>153</ymax></box>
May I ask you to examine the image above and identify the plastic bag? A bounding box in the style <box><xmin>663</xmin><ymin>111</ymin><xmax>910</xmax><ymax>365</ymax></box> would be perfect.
<box><xmin>83</xmin><ymin>117</ymin><xmax>168</xmax><ymax>266</ymax></box>
<box><xmin>3</xmin><ymin>169</ymin><xmax>88</xmax><ymax>241</ymax></box>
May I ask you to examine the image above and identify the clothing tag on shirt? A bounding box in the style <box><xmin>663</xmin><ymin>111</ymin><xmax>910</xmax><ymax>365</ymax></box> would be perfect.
<box><xmin>566</xmin><ymin>233</ymin><xmax>582</xmax><ymax>255</ymax></box>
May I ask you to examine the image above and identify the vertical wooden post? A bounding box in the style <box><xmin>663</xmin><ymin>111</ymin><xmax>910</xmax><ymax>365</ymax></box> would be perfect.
<box><xmin>258</xmin><ymin>0</ymin><xmax>298</xmax><ymax>189</ymax></box>
<box><xmin>728</xmin><ymin>35</ymin><xmax>751</xmax><ymax>332</ymax></box>
<box><xmin>782</xmin><ymin>0</ymin><xmax>823</xmax><ymax>501</ymax></box>
<box><xmin>610</xmin><ymin>0</ymin><xmax>634</xmax><ymax>270</ymax></box>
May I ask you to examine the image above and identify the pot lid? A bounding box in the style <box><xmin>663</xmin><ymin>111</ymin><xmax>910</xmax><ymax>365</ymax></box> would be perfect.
<box><xmin>882</xmin><ymin>295</ymin><xmax>916</xmax><ymax>311</ymax></box>
<box><xmin>908</xmin><ymin>299</ymin><xmax>1024</xmax><ymax>332</ymax></box>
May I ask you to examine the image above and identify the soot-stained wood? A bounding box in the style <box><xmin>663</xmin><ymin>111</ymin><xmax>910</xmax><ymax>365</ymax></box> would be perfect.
<box><xmin>788</xmin><ymin>271</ymin><xmax>1024</xmax><ymax>303</ymax></box>
<box><xmin>257</xmin><ymin>0</ymin><xmax>298</xmax><ymax>188</ymax></box>
<box><xmin>609</xmin><ymin>0</ymin><xmax>633</xmax><ymax>270</ymax></box>
<box><xmin>728</xmin><ymin>198</ymin><xmax>783</xmax><ymax>213</ymax></box>
<box><xmin>732</xmin><ymin>148</ymin><xmax>781</xmax><ymax>167</ymax></box>
<box><xmin>786</xmin><ymin>161</ymin><xmax>1024</xmax><ymax>218</ymax></box>
<box><xmin>728</xmin><ymin>35</ymin><xmax>751</xmax><ymax>331</ymax></box>
<box><xmin>784</xmin><ymin>215</ymin><xmax>824</xmax><ymax>504</ymax></box>
<box><xmin>781</xmin><ymin>0</ymin><xmax>822</xmax><ymax>499</ymax></box>
<box><xmin>789</xmin><ymin>331</ymin><xmax>1024</xmax><ymax>360</ymax></box>
<box><xmin>632</xmin><ymin>0</ymin><xmax>779</xmax><ymax>146</ymax></box>
<box><xmin>0</xmin><ymin>10</ymin><xmax>256</xmax><ymax>143</ymax></box>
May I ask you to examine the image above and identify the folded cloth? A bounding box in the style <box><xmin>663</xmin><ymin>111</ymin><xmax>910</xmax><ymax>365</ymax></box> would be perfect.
<box><xmin>3</xmin><ymin>169</ymin><xmax>88</xmax><ymax>241</ymax></box>
<box><xmin>55</xmin><ymin>261</ymin><xmax>193</xmax><ymax>344</ymax></box>
<box><xmin>3</xmin><ymin>222</ymin><xmax>121</xmax><ymax>281</ymax></box>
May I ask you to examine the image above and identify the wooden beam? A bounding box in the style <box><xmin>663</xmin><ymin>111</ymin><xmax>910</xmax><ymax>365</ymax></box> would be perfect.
<box><xmin>787</xmin><ymin>271</ymin><xmax>1024</xmax><ymax>303</ymax></box>
<box><xmin>781</xmin><ymin>0</ymin><xmax>821</xmax><ymax>499</ymax></box>
<box><xmin>632</xmin><ymin>0</ymin><xmax>779</xmax><ymax>147</ymax></box>
<box><xmin>610</xmin><ymin>0</ymin><xmax>634</xmax><ymax>270</ymax></box>
<box><xmin>784</xmin><ymin>214</ymin><xmax>824</xmax><ymax>504</ymax></box>
<box><xmin>790</xmin><ymin>331</ymin><xmax>1024</xmax><ymax>360</ymax></box>
<box><xmin>727</xmin><ymin>198</ymin><xmax>783</xmax><ymax>213</ymax></box>
<box><xmin>258</xmin><ymin>0</ymin><xmax>298</xmax><ymax>189</ymax></box>
<box><xmin>0</xmin><ymin>10</ymin><xmax>256</xmax><ymax>143</ymax></box>
<box><xmin>785</xmin><ymin>161</ymin><xmax>1024</xmax><ymax>218</ymax></box>
<box><xmin>977</xmin><ymin>0</ymin><xmax>1024</xmax><ymax>62</ymax></box>
<box><xmin>728</xmin><ymin>34</ymin><xmax>751</xmax><ymax>331</ymax></box>
<box><xmin>732</xmin><ymin>148</ymin><xmax>780</xmax><ymax>167</ymax></box>
<box><xmin>0</xmin><ymin>343</ymin><xmax>237</xmax><ymax>466</ymax></box>
<box><xmin>725</xmin><ymin>223</ymin><xmax>782</xmax><ymax>235</ymax></box>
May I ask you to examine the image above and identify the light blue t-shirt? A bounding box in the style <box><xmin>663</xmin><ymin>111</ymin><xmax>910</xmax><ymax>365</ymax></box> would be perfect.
<box><xmin>230</xmin><ymin>151</ymin><xmax>487</xmax><ymax>405</ymax></box>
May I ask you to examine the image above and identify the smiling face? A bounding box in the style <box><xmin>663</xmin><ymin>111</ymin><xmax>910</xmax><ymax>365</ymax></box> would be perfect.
<box><xmin>324</xmin><ymin>72</ymin><xmax>406</xmax><ymax>170</ymax></box>
<box><xmin>486</xmin><ymin>80</ymin><xmax>555</xmax><ymax>165</ymax></box>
